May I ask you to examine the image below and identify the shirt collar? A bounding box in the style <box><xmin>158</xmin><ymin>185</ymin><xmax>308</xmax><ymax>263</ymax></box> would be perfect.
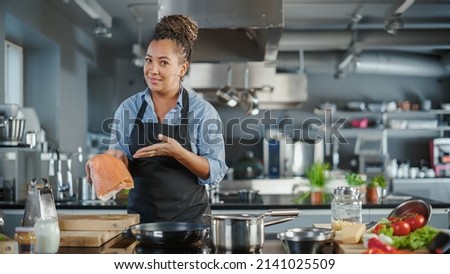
<box><xmin>142</xmin><ymin>87</ymin><xmax>184</xmax><ymax>110</ymax></box>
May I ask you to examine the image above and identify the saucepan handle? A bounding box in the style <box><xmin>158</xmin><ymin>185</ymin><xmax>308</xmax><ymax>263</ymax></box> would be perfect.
<box><xmin>265</xmin><ymin>209</ymin><xmax>302</xmax><ymax>217</ymax></box>
<box><xmin>263</xmin><ymin>209</ymin><xmax>301</xmax><ymax>227</ymax></box>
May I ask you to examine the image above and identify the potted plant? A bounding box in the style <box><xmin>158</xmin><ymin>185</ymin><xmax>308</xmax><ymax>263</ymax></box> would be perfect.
<box><xmin>293</xmin><ymin>161</ymin><xmax>331</xmax><ymax>204</ymax></box>
<box><xmin>345</xmin><ymin>172</ymin><xmax>367</xmax><ymax>198</ymax></box>
<box><xmin>366</xmin><ymin>175</ymin><xmax>387</xmax><ymax>202</ymax></box>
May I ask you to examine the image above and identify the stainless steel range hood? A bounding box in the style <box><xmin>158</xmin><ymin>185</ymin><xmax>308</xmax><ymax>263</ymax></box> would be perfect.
<box><xmin>183</xmin><ymin>62</ymin><xmax>308</xmax><ymax>110</ymax></box>
<box><xmin>158</xmin><ymin>0</ymin><xmax>283</xmax><ymax>63</ymax></box>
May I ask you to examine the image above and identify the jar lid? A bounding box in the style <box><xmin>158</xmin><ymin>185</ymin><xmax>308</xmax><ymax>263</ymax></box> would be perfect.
<box><xmin>15</xmin><ymin>226</ymin><xmax>35</xmax><ymax>233</ymax></box>
<box><xmin>334</xmin><ymin>186</ymin><xmax>360</xmax><ymax>195</ymax></box>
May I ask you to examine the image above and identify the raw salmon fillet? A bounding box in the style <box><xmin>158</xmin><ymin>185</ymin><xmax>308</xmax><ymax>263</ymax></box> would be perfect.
<box><xmin>86</xmin><ymin>154</ymin><xmax>134</xmax><ymax>201</ymax></box>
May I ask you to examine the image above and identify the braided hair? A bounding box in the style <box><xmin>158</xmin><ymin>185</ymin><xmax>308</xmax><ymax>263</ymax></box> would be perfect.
<box><xmin>153</xmin><ymin>14</ymin><xmax>198</xmax><ymax>63</ymax></box>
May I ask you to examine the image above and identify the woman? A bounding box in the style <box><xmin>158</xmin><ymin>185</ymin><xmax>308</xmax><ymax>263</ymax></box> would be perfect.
<box><xmin>105</xmin><ymin>14</ymin><xmax>227</xmax><ymax>224</ymax></box>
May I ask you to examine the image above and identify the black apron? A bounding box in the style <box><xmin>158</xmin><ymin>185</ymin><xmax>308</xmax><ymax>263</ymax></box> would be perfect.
<box><xmin>127</xmin><ymin>88</ymin><xmax>210</xmax><ymax>224</ymax></box>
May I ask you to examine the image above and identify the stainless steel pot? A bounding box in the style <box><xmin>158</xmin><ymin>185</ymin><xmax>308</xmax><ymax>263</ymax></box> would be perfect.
<box><xmin>205</xmin><ymin>209</ymin><xmax>301</xmax><ymax>253</ymax></box>
<box><xmin>0</xmin><ymin>117</ymin><xmax>26</xmax><ymax>144</ymax></box>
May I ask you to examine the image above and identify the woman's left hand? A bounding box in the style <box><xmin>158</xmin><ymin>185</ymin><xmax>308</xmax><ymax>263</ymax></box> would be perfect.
<box><xmin>133</xmin><ymin>134</ymin><xmax>184</xmax><ymax>158</ymax></box>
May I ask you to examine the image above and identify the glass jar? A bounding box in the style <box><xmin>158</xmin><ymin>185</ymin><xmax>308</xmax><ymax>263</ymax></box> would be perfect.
<box><xmin>34</xmin><ymin>217</ymin><xmax>60</xmax><ymax>254</ymax></box>
<box><xmin>330</xmin><ymin>186</ymin><xmax>362</xmax><ymax>231</ymax></box>
<box><xmin>14</xmin><ymin>226</ymin><xmax>36</xmax><ymax>254</ymax></box>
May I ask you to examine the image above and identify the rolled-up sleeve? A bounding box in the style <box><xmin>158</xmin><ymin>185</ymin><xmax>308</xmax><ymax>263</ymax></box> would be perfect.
<box><xmin>192</xmin><ymin>103</ymin><xmax>228</xmax><ymax>185</ymax></box>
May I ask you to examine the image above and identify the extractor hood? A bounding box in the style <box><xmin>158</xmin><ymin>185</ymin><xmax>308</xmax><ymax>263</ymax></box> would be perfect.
<box><xmin>183</xmin><ymin>62</ymin><xmax>308</xmax><ymax>110</ymax></box>
<box><xmin>158</xmin><ymin>0</ymin><xmax>283</xmax><ymax>63</ymax></box>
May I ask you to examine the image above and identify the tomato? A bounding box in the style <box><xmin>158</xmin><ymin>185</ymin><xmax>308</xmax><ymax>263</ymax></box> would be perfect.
<box><xmin>388</xmin><ymin>216</ymin><xmax>399</xmax><ymax>223</ymax></box>
<box><xmin>404</xmin><ymin>214</ymin><xmax>426</xmax><ymax>231</ymax></box>
<box><xmin>391</xmin><ymin>220</ymin><xmax>411</xmax><ymax>236</ymax></box>
<box><xmin>372</xmin><ymin>224</ymin><xmax>386</xmax><ymax>234</ymax></box>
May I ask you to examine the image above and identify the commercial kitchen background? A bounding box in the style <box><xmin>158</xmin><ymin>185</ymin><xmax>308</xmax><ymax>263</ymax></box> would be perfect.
<box><xmin>1</xmin><ymin>0</ymin><xmax>450</xmax><ymax>187</ymax></box>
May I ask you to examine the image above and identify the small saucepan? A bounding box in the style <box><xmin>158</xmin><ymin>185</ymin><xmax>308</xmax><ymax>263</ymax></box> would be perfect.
<box><xmin>130</xmin><ymin>222</ymin><xmax>209</xmax><ymax>245</ymax></box>
<box><xmin>204</xmin><ymin>209</ymin><xmax>301</xmax><ymax>253</ymax></box>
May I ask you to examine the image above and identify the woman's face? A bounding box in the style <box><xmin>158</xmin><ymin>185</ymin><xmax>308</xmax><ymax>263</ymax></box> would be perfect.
<box><xmin>143</xmin><ymin>39</ymin><xmax>188</xmax><ymax>95</ymax></box>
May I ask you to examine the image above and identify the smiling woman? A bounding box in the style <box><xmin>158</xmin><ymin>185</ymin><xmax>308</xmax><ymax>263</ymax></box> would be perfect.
<box><xmin>90</xmin><ymin>14</ymin><xmax>228</xmax><ymax>225</ymax></box>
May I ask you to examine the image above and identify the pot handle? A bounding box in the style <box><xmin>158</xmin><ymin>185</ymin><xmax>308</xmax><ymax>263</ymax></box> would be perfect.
<box><xmin>263</xmin><ymin>209</ymin><xmax>301</xmax><ymax>227</ymax></box>
<box><xmin>264</xmin><ymin>209</ymin><xmax>301</xmax><ymax>217</ymax></box>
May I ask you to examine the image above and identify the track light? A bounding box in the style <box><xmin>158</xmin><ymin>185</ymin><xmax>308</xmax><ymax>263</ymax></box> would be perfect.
<box><xmin>384</xmin><ymin>0</ymin><xmax>415</xmax><ymax>35</ymax></box>
<box><xmin>75</xmin><ymin>0</ymin><xmax>112</xmax><ymax>38</ymax></box>
<box><xmin>385</xmin><ymin>14</ymin><xmax>404</xmax><ymax>35</ymax></box>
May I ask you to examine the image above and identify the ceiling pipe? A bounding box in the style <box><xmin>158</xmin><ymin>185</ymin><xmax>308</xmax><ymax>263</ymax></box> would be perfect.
<box><xmin>279</xmin><ymin>30</ymin><xmax>450</xmax><ymax>51</ymax></box>
<box><xmin>277</xmin><ymin>51</ymin><xmax>448</xmax><ymax>77</ymax></box>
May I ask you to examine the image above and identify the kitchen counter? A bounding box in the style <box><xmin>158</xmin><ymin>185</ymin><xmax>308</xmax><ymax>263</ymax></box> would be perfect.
<box><xmin>1</xmin><ymin>193</ymin><xmax>449</xmax><ymax>238</ymax></box>
<box><xmin>1</xmin><ymin>193</ymin><xmax>449</xmax><ymax>210</ymax></box>
<box><xmin>57</xmin><ymin>233</ymin><xmax>291</xmax><ymax>254</ymax></box>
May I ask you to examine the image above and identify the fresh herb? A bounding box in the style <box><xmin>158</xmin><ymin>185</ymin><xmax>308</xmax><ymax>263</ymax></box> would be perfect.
<box><xmin>368</xmin><ymin>174</ymin><xmax>387</xmax><ymax>188</ymax></box>
<box><xmin>306</xmin><ymin>161</ymin><xmax>330</xmax><ymax>189</ymax></box>
<box><xmin>345</xmin><ymin>172</ymin><xmax>366</xmax><ymax>186</ymax></box>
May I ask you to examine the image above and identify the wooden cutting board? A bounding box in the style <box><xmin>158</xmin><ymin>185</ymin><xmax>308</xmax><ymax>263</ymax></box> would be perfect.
<box><xmin>59</xmin><ymin>214</ymin><xmax>139</xmax><ymax>231</ymax></box>
<box><xmin>335</xmin><ymin>242</ymin><xmax>367</xmax><ymax>254</ymax></box>
<box><xmin>59</xmin><ymin>230</ymin><xmax>122</xmax><ymax>247</ymax></box>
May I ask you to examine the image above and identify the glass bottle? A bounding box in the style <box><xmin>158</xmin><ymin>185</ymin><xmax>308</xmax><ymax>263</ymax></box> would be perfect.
<box><xmin>330</xmin><ymin>186</ymin><xmax>362</xmax><ymax>231</ymax></box>
<box><xmin>14</xmin><ymin>226</ymin><xmax>36</xmax><ymax>254</ymax></box>
<box><xmin>34</xmin><ymin>217</ymin><xmax>60</xmax><ymax>254</ymax></box>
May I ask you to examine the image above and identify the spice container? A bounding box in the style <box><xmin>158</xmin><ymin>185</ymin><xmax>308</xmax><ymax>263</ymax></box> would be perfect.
<box><xmin>330</xmin><ymin>186</ymin><xmax>362</xmax><ymax>231</ymax></box>
<box><xmin>14</xmin><ymin>226</ymin><xmax>36</xmax><ymax>254</ymax></box>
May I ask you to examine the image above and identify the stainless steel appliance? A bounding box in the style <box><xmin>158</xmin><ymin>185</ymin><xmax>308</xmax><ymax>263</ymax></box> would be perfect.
<box><xmin>263</xmin><ymin>131</ymin><xmax>291</xmax><ymax>178</ymax></box>
<box><xmin>430</xmin><ymin>138</ymin><xmax>450</xmax><ymax>177</ymax></box>
<box><xmin>0</xmin><ymin>147</ymin><xmax>41</xmax><ymax>202</ymax></box>
<box><xmin>263</xmin><ymin>130</ymin><xmax>323</xmax><ymax>178</ymax></box>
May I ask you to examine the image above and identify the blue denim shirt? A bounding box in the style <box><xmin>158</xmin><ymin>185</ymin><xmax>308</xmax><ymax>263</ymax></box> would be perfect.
<box><xmin>108</xmin><ymin>87</ymin><xmax>228</xmax><ymax>185</ymax></box>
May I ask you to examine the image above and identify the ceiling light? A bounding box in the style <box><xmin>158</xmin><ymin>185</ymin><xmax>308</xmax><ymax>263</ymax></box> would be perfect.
<box><xmin>385</xmin><ymin>15</ymin><xmax>404</xmax><ymax>35</ymax></box>
<box><xmin>92</xmin><ymin>19</ymin><xmax>112</xmax><ymax>38</ymax></box>
<box><xmin>75</xmin><ymin>0</ymin><xmax>112</xmax><ymax>38</ymax></box>
<box><xmin>384</xmin><ymin>0</ymin><xmax>414</xmax><ymax>35</ymax></box>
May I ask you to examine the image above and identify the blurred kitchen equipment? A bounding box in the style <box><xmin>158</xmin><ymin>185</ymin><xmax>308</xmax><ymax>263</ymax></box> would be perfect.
<box><xmin>429</xmin><ymin>138</ymin><xmax>450</xmax><ymax>177</ymax></box>
<box><xmin>205</xmin><ymin>209</ymin><xmax>301</xmax><ymax>253</ymax></box>
<box><xmin>354</xmin><ymin>133</ymin><xmax>388</xmax><ymax>178</ymax></box>
<box><xmin>291</xmin><ymin>138</ymin><xmax>317</xmax><ymax>176</ymax></box>
<box><xmin>427</xmin><ymin>231</ymin><xmax>450</xmax><ymax>254</ymax></box>
<box><xmin>346</xmin><ymin>101</ymin><xmax>366</xmax><ymax>111</ymax></box>
<box><xmin>388</xmin><ymin>199</ymin><xmax>432</xmax><ymax>225</ymax></box>
<box><xmin>0</xmin><ymin>147</ymin><xmax>41</xmax><ymax>202</ymax></box>
<box><xmin>0</xmin><ymin>209</ymin><xmax>4</xmax><ymax>230</ymax></box>
<box><xmin>22</xmin><ymin>178</ymin><xmax>58</xmax><ymax>227</ymax></box>
<box><xmin>263</xmin><ymin>130</ymin><xmax>295</xmax><ymax>178</ymax></box>
<box><xmin>277</xmin><ymin>227</ymin><xmax>332</xmax><ymax>254</ymax></box>
<box><xmin>237</xmin><ymin>189</ymin><xmax>259</xmax><ymax>203</ymax></box>
<box><xmin>78</xmin><ymin>177</ymin><xmax>92</xmax><ymax>201</ymax></box>
<box><xmin>25</xmin><ymin>131</ymin><xmax>37</xmax><ymax>148</ymax></box>
<box><xmin>0</xmin><ymin>104</ymin><xmax>20</xmax><ymax>118</ymax></box>
<box><xmin>0</xmin><ymin>117</ymin><xmax>26</xmax><ymax>146</ymax></box>
<box><xmin>233</xmin><ymin>150</ymin><xmax>263</xmax><ymax>179</ymax></box>
<box><xmin>17</xmin><ymin>107</ymin><xmax>40</xmax><ymax>140</ymax></box>
<box><xmin>130</xmin><ymin>222</ymin><xmax>209</xmax><ymax>245</ymax></box>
